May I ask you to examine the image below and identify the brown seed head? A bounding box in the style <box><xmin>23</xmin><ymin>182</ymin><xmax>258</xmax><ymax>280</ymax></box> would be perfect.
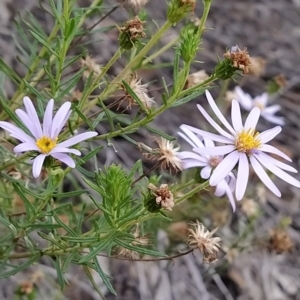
<box><xmin>248</xmin><ymin>57</ymin><xmax>266</xmax><ymax>77</ymax></box>
<box><xmin>224</xmin><ymin>45</ymin><xmax>252</xmax><ymax>74</ymax></box>
<box><xmin>80</xmin><ymin>55</ymin><xmax>102</xmax><ymax>78</ymax></box>
<box><xmin>120</xmin><ymin>73</ymin><xmax>155</xmax><ymax>110</ymax></box>
<box><xmin>184</xmin><ymin>70</ymin><xmax>209</xmax><ymax>89</ymax></box>
<box><xmin>268</xmin><ymin>229</ymin><xmax>293</xmax><ymax>254</ymax></box>
<box><xmin>148</xmin><ymin>183</ymin><xmax>174</xmax><ymax>211</ymax></box>
<box><xmin>120</xmin><ymin>16</ymin><xmax>146</xmax><ymax>41</ymax></box>
<box><xmin>144</xmin><ymin>137</ymin><xmax>183</xmax><ymax>172</ymax></box>
<box><xmin>188</xmin><ymin>220</ymin><xmax>221</xmax><ymax>263</ymax></box>
<box><xmin>118</xmin><ymin>0</ymin><xmax>149</xmax><ymax>13</ymax></box>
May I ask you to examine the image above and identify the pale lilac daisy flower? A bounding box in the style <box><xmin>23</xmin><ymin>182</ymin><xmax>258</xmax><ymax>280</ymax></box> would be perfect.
<box><xmin>177</xmin><ymin>126</ymin><xmax>237</xmax><ymax>211</ymax></box>
<box><xmin>235</xmin><ymin>86</ymin><xmax>285</xmax><ymax>125</ymax></box>
<box><xmin>181</xmin><ymin>90</ymin><xmax>300</xmax><ymax>201</ymax></box>
<box><xmin>0</xmin><ymin>97</ymin><xmax>98</xmax><ymax>178</ymax></box>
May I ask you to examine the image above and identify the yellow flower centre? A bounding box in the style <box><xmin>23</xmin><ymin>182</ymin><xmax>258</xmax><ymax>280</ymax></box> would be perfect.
<box><xmin>235</xmin><ymin>129</ymin><xmax>261</xmax><ymax>153</ymax></box>
<box><xmin>36</xmin><ymin>136</ymin><xmax>57</xmax><ymax>154</ymax></box>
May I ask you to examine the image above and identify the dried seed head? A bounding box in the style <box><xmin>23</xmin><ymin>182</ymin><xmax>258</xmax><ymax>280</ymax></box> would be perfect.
<box><xmin>118</xmin><ymin>0</ymin><xmax>149</xmax><ymax>13</ymax></box>
<box><xmin>148</xmin><ymin>183</ymin><xmax>174</xmax><ymax>211</ymax></box>
<box><xmin>268</xmin><ymin>229</ymin><xmax>293</xmax><ymax>254</ymax></box>
<box><xmin>121</xmin><ymin>73</ymin><xmax>155</xmax><ymax>110</ymax></box>
<box><xmin>117</xmin><ymin>227</ymin><xmax>149</xmax><ymax>258</ymax></box>
<box><xmin>184</xmin><ymin>70</ymin><xmax>209</xmax><ymax>89</ymax></box>
<box><xmin>241</xmin><ymin>198</ymin><xmax>259</xmax><ymax>218</ymax></box>
<box><xmin>80</xmin><ymin>55</ymin><xmax>102</xmax><ymax>78</ymax></box>
<box><xmin>119</xmin><ymin>16</ymin><xmax>146</xmax><ymax>49</ymax></box>
<box><xmin>188</xmin><ymin>221</ymin><xmax>221</xmax><ymax>263</ymax></box>
<box><xmin>223</xmin><ymin>45</ymin><xmax>252</xmax><ymax>74</ymax></box>
<box><xmin>144</xmin><ymin>137</ymin><xmax>183</xmax><ymax>172</ymax></box>
<box><xmin>19</xmin><ymin>281</ymin><xmax>34</xmax><ymax>295</ymax></box>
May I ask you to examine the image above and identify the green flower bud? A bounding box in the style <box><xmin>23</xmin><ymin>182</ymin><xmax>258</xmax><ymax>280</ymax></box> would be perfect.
<box><xmin>167</xmin><ymin>0</ymin><xmax>196</xmax><ymax>24</ymax></box>
<box><xmin>179</xmin><ymin>26</ymin><xmax>200</xmax><ymax>63</ymax></box>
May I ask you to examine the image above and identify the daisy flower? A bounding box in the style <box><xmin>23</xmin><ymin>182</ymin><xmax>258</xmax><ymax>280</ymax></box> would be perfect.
<box><xmin>0</xmin><ymin>97</ymin><xmax>98</xmax><ymax>178</ymax></box>
<box><xmin>177</xmin><ymin>126</ymin><xmax>237</xmax><ymax>211</ymax></box>
<box><xmin>235</xmin><ymin>86</ymin><xmax>285</xmax><ymax>125</ymax></box>
<box><xmin>181</xmin><ymin>90</ymin><xmax>300</xmax><ymax>201</ymax></box>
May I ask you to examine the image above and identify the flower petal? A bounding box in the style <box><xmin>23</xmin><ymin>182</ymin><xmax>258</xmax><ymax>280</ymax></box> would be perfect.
<box><xmin>254</xmin><ymin>153</ymin><xmax>300</xmax><ymax>188</ymax></box>
<box><xmin>260</xmin><ymin>144</ymin><xmax>292</xmax><ymax>162</ymax></box>
<box><xmin>261</xmin><ymin>113</ymin><xmax>285</xmax><ymax>126</ymax></box>
<box><xmin>194</xmin><ymin>145</ymin><xmax>235</xmax><ymax>156</ymax></box>
<box><xmin>23</xmin><ymin>96</ymin><xmax>43</xmax><ymax>138</ymax></box>
<box><xmin>51</xmin><ymin>101</ymin><xmax>71</xmax><ymax>138</ymax></box>
<box><xmin>181</xmin><ymin>159</ymin><xmax>208</xmax><ymax>169</ymax></box>
<box><xmin>214</xmin><ymin>179</ymin><xmax>226</xmax><ymax>197</ymax></box>
<box><xmin>32</xmin><ymin>154</ymin><xmax>46</xmax><ymax>178</ymax></box>
<box><xmin>197</xmin><ymin>104</ymin><xmax>233</xmax><ymax>140</ymax></box>
<box><xmin>257</xmin><ymin>152</ymin><xmax>297</xmax><ymax>173</ymax></box>
<box><xmin>43</xmin><ymin>99</ymin><xmax>54</xmax><ymax>136</ymax></box>
<box><xmin>50</xmin><ymin>153</ymin><xmax>76</xmax><ymax>168</ymax></box>
<box><xmin>231</xmin><ymin>100</ymin><xmax>243</xmax><ymax>132</ymax></box>
<box><xmin>263</xmin><ymin>104</ymin><xmax>281</xmax><ymax>115</ymax></box>
<box><xmin>178</xmin><ymin>127</ymin><xmax>205</xmax><ymax>148</ymax></box>
<box><xmin>257</xmin><ymin>126</ymin><xmax>281</xmax><ymax>144</ymax></box>
<box><xmin>250</xmin><ymin>155</ymin><xmax>281</xmax><ymax>197</ymax></box>
<box><xmin>203</xmin><ymin>137</ymin><xmax>215</xmax><ymax>148</ymax></box>
<box><xmin>201</xmin><ymin>165</ymin><xmax>212</xmax><ymax>179</ymax></box>
<box><xmin>15</xmin><ymin>109</ymin><xmax>40</xmax><ymax>139</ymax></box>
<box><xmin>177</xmin><ymin>151</ymin><xmax>207</xmax><ymax>162</ymax></box>
<box><xmin>205</xmin><ymin>90</ymin><xmax>235</xmax><ymax>134</ymax></box>
<box><xmin>235</xmin><ymin>87</ymin><xmax>253</xmax><ymax>111</ymax></box>
<box><xmin>14</xmin><ymin>142</ymin><xmax>40</xmax><ymax>153</ymax></box>
<box><xmin>49</xmin><ymin>147</ymin><xmax>81</xmax><ymax>156</ymax></box>
<box><xmin>210</xmin><ymin>151</ymin><xmax>240</xmax><ymax>186</ymax></box>
<box><xmin>235</xmin><ymin>153</ymin><xmax>249</xmax><ymax>200</ymax></box>
<box><xmin>57</xmin><ymin>132</ymin><xmax>98</xmax><ymax>148</ymax></box>
<box><xmin>180</xmin><ymin>125</ymin><xmax>233</xmax><ymax>144</ymax></box>
<box><xmin>244</xmin><ymin>107</ymin><xmax>260</xmax><ymax>130</ymax></box>
<box><xmin>225</xmin><ymin>183</ymin><xmax>236</xmax><ymax>212</ymax></box>
<box><xmin>0</xmin><ymin>121</ymin><xmax>35</xmax><ymax>143</ymax></box>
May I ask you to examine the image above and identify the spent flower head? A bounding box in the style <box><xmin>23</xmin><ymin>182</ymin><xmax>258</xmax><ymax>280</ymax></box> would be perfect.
<box><xmin>184</xmin><ymin>70</ymin><xmax>209</xmax><ymax>89</ymax></box>
<box><xmin>80</xmin><ymin>55</ymin><xmax>102</xmax><ymax>78</ymax></box>
<box><xmin>177</xmin><ymin>126</ymin><xmax>237</xmax><ymax>211</ymax></box>
<box><xmin>188</xmin><ymin>221</ymin><xmax>221</xmax><ymax>263</ymax></box>
<box><xmin>121</xmin><ymin>73</ymin><xmax>155</xmax><ymax>110</ymax></box>
<box><xmin>234</xmin><ymin>86</ymin><xmax>285</xmax><ymax>125</ymax></box>
<box><xmin>182</xmin><ymin>90</ymin><xmax>300</xmax><ymax>200</ymax></box>
<box><xmin>118</xmin><ymin>0</ymin><xmax>149</xmax><ymax>13</ymax></box>
<box><xmin>144</xmin><ymin>137</ymin><xmax>183</xmax><ymax>171</ymax></box>
<box><xmin>223</xmin><ymin>45</ymin><xmax>252</xmax><ymax>74</ymax></box>
<box><xmin>148</xmin><ymin>183</ymin><xmax>174</xmax><ymax>211</ymax></box>
<box><xmin>0</xmin><ymin>97</ymin><xmax>97</xmax><ymax>178</ymax></box>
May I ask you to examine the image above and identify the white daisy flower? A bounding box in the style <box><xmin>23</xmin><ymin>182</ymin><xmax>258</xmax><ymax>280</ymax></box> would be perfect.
<box><xmin>0</xmin><ymin>97</ymin><xmax>98</xmax><ymax>178</ymax></box>
<box><xmin>235</xmin><ymin>86</ymin><xmax>285</xmax><ymax>125</ymax></box>
<box><xmin>181</xmin><ymin>90</ymin><xmax>300</xmax><ymax>201</ymax></box>
<box><xmin>177</xmin><ymin>126</ymin><xmax>237</xmax><ymax>211</ymax></box>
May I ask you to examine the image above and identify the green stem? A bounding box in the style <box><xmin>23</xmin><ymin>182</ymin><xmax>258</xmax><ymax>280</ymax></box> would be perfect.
<box><xmin>175</xmin><ymin>181</ymin><xmax>209</xmax><ymax>205</ymax></box>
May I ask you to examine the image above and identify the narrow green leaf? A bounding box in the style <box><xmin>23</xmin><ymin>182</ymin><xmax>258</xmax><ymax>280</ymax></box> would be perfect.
<box><xmin>122</xmin><ymin>80</ymin><xmax>148</xmax><ymax>113</ymax></box>
<box><xmin>144</xmin><ymin>125</ymin><xmax>176</xmax><ymax>141</ymax></box>
<box><xmin>73</xmin><ymin>105</ymin><xmax>94</xmax><ymax>130</ymax></box>
<box><xmin>0</xmin><ymin>58</ymin><xmax>21</xmax><ymax>84</ymax></box>
<box><xmin>83</xmin><ymin>265</ymin><xmax>106</xmax><ymax>299</ymax></box>
<box><xmin>52</xmin><ymin>211</ymin><xmax>77</xmax><ymax>236</ymax></box>
<box><xmin>12</xmin><ymin>182</ymin><xmax>36</xmax><ymax>215</ymax></box>
<box><xmin>171</xmin><ymin>88</ymin><xmax>205</xmax><ymax>107</ymax></box>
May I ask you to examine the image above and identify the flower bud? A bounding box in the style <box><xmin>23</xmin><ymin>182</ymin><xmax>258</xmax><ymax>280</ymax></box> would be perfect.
<box><xmin>179</xmin><ymin>26</ymin><xmax>200</xmax><ymax>63</ymax></box>
<box><xmin>167</xmin><ymin>0</ymin><xmax>195</xmax><ymax>24</ymax></box>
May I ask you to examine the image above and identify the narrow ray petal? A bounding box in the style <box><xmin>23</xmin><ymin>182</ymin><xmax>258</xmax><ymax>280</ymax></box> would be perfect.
<box><xmin>43</xmin><ymin>99</ymin><xmax>54</xmax><ymax>136</ymax></box>
<box><xmin>257</xmin><ymin>152</ymin><xmax>297</xmax><ymax>173</ymax></box>
<box><xmin>235</xmin><ymin>153</ymin><xmax>249</xmax><ymax>200</ymax></box>
<box><xmin>244</xmin><ymin>107</ymin><xmax>260</xmax><ymax>130</ymax></box>
<box><xmin>0</xmin><ymin>121</ymin><xmax>35</xmax><ymax>143</ymax></box>
<box><xmin>14</xmin><ymin>142</ymin><xmax>40</xmax><ymax>153</ymax></box>
<box><xmin>250</xmin><ymin>156</ymin><xmax>281</xmax><ymax>197</ymax></box>
<box><xmin>201</xmin><ymin>166</ymin><xmax>212</xmax><ymax>179</ymax></box>
<box><xmin>203</xmin><ymin>137</ymin><xmax>215</xmax><ymax>148</ymax></box>
<box><xmin>263</xmin><ymin>104</ymin><xmax>281</xmax><ymax>114</ymax></box>
<box><xmin>50</xmin><ymin>153</ymin><xmax>76</xmax><ymax>168</ymax></box>
<box><xmin>254</xmin><ymin>154</ymin><xmax>300</xmax><ymax>188</ymax></box>
<box><xmin>178</xmin><ymin>127</ymin><xmax>205</xmax><ymax>148</ymax></box>
<box><xmin>15</xmin><ymin>109</ymin><xmax>40</xmax><ymax>139</ymax></box>
<box><xmin>51</xmin><ymin>102</ymin><xmax>71</xmax><ymax>138</ymax></box>
<box><xmin>23</xmin><ymin>96</ymin><xmax>43</xmax><ymax>138</ymax></box>
<box><xmin>194</xmin><ymin>145</ymin><xmax>235</xmax><ymax>156</ymax></box>
<box><xmin>177</xmin><ymin>151</ymin><xmax>207</xmax><ymax>162</ymax></box>
<box><xmin>57</xmin><ymin>132</ymin><xmax>98</xmax><ymax>148</ymax></box>
<box><xmin>205</xmin><ymin>90</ymin><xmax>235</xmax><ymax>134</ymax></box>
<box><xmin>260</xmin><ymin>144</ymin><xmax>292</xmax><ymax>162</ymax></box>
<box><xmin>257</xmin><ymin>126</ymin><xmax>281</xmax><ymax>144</ymax></box>
<box><xmin>214</xmin><ymin>180</ymin><xmax>226</xmax><ymax>197</ymax></box>
<box><xmin>32</xmin><ymin>154</ymin><xmax>46</xmax><ymax>178</ymax></box>
<box><xmin>182</xmin><ymin>160</ymin><xmax>208</xmax><ymax>169</ymax></box>
<box><xmin>225</xmin><ymin>184</ymin><xmax>236</xmax><ymax>212</ymax></box>
<box><xmin>261</xmin><ymin>114</ymin><xmax>285</xmax><ymax>126</ymax></box>
<box><xmin>180</xmin><ymin>125</ymin><xmax>233</xmax><ymax>144</ymax></box>
<box><xmin>49</xmin><ymin>147</ymin><xmax>81</xmax><ymax>156</ymax></box>
<box><xmin>234</xmin><ymin>87</ymin><xmax>253</xmax><ymax>111</ymax></box>
<box><xmin>210</xmin><ymin>151</ymin><xmax>239</xmax><ymax>186</ymax></box>
<box><xmin>197</xmin><ymin>104</ymin><xmax>233</xmax><ymax>139</ymax></box>
<box><xmin>231</xmin><ymin>100</ymin><xmax>243</xmax><ymax>132</ymax></box>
